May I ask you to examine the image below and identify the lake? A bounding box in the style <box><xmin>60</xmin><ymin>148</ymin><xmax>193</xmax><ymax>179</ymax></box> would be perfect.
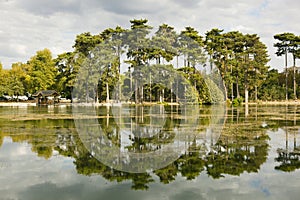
<box><xmin>0</xmin><ymin>104</ymin><xmax>300</xmax><ymax>200</ymax></box>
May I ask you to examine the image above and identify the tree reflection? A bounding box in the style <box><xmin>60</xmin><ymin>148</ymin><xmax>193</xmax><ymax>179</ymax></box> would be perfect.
<box><xmin>176</xmin><ymin>138</ymin><xmax>206</xmax><ymax>180</ymax></box>
<box><xmin>206</xmin><ymin>133</ymin><xmax>269</xmax><ymax>178</ymax></box>
<box><xmin>55</xmin><ymin>132</ymin><xmax>155</xmax><ymax>190</ymax></box>
<box><xmin>0</xmin><ymin>105</ymin><xmax>275</xmax><ymax>190</ymax></box>
<box><xmin>275</xmin><ymin>128</ymin><xmax>300</xmax><ymax>172</ymax></box>
<box><xmin>274</xmin><ymin>106</ymin><xmax>300</xmax><ymax>172</ymax></box>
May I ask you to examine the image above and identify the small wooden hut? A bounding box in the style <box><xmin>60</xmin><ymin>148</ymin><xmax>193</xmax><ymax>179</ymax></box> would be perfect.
<box><xmin>33</xmin><ymin>90</ymin><xmax>59</xmax><ymax>105</ymax></box>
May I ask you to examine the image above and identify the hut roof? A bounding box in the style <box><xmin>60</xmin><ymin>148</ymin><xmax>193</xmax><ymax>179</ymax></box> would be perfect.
<box><xmin>32</xmin><ymin>90</ymin><xmax>59</xmax><ymax>97</ymax></box>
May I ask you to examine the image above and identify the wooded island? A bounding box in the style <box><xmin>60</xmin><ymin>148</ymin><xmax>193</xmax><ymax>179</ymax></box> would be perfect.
<box><xmin>1</xmin><ymin>19</ymin><xmax>300</xmax><ymax>105</ymax></box>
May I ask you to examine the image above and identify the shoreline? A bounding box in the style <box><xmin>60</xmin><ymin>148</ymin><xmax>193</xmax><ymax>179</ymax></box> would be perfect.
<box><xmin>1</xmin><ymin>100</ymin><xmax>300</xmax><ymax>107</ymax></box>
<box><xmin>0</xmin><ymin>102</ymin><xmax>37</xmax><ymax>107</ymax></box>
<box><xmin>245</xmin><ymin>100</ymin><xmax>300</xmax><ymax>106</ymax></box>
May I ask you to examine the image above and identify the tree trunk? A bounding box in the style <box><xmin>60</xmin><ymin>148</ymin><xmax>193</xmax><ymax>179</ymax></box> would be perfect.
<box><xmin>285</xmin><ymin>48</ymin><xmax>288</xmax><ymax>101</ymax></box>
<box><xmin>221</xmin><ymin>60</ymin><xmax>228</xmax><ymax>100</ymax></box>
<box><xmin>161</xmin><ymin>88</ymin><xmax>165</xmax><ymax>103</ymax></box>
<box><xmin>176</xmin><ymin>78</ymin><xmax>179</xmax><ymax>103</ymax></box>
<box><xmin>141</xmin><ymin>85</ymin><xmax>144</xmax><ymax>104</ymax></box>
<box><xmin>244</xmin><ymin>65</ymin><xmax>249</xmax><ymax>104</ymax></box>
<box><xmin>222</xmin><ymin>78</ymin><xmax>228</xmax><ymax>101</ymax></box>
<box><xmin>293</xmin><ymin>55</ymin><xmax>297</xmax><ymax>99</ymax></box>
<box><xmin>245</xmin><ymin>85</ymin><xmax>249</xmax><ymax>104</ymax></box>
<box><xmin>118</xmin><ymin>81</ymin><xmax>121</xmax><ymax>103</ymax></box>
<box><xmin>244</xmin><ymin>56</ymin><xmax>248</xmax><ymax>104</ymax></box>
<box><xmin>236</xmin><ymin>76</ymin><xmax>240</xmax><ymax>98</ymax></box>
<box><xmin>245</xmin><ymin>87</ymin><xmax>249</xmax><ymax>117</ymax></box>
<box><xmin>231</xmin><ymin>82</ymin><xmax>234</xmax><ymax>102</ymax></box>
<box><xmin>171</xmin><ymin>87</ymin><xmax>173</xmax><ymax>103</ymax></box>
<box><xmin>176</xmin><ymin>56</ymin><xmax>179</xmax><ymax>103</ymax></box>
<box><xmin>135</xmin><ymin>79</ymin><xmax>138</xmax><ymax>104</ymax></box>
<box><xmin>96</xmin><ymin>85</ymin><xmax>99</xmax><ymax>103</ymax></box>
<box><xmin>255</xmin><ymin>85</ymin><xmax>258</xmax><ymax>102</ymax></box>
<box><xmin>106</xmin><ymin>82</ymin><xmax>109</xmax><ymax>103</ymax></box>
<box><xmin>159</xmin><ymin>91</ymin><xmax>162</xmax><ymax>103</ymax></box>
<box><xmin>85</xmin><ymin>78</ymin><xmax>89</xmax><ymax>103</ymax></box>
<box><xmin>118</xmin><ymin>52</ymin><xmax>121</xmax><ymax>103</ymax></box>
<box><xmin>129</xmin><ymin>67</ymin><xmax>132</xmax><ymax>91</ymax></box>
<box><xmin>149</xmin><ymin>72</ymin><xmax>152</xmax><ymax>103</ymax></box>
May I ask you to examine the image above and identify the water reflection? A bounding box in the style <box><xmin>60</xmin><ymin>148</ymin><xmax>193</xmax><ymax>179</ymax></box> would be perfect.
<box><xmin>274</xmin><ymin>106</ymin><xmax>300</xmax><ymax>172</ymax></box>
<box><xmin>0</xmin><ymin>105</ymin><xmax>300</xmax><ymax>192</ymax></box>
<box><xmin>72</xmin><ymin>104</ymin><xmax>225</xmax><ymax>173</ymax></box>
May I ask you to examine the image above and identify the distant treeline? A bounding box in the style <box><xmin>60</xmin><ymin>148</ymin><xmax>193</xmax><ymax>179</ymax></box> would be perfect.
<box><xmin>0</xmin><ymin>19</ymin><xmax>300</xmax><ymax>103</ymax></box>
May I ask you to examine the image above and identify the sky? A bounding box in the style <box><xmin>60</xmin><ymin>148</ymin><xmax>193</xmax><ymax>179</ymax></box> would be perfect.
<box><xmin>0</xmin><ymin>0</ymin><xmax>300</xmax><ymax>72</ymax></box>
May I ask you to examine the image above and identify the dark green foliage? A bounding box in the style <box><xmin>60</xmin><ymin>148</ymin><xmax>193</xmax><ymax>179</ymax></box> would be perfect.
<box><xmin>232</xmin><ymin>97</ymin><xmax>243</xmax><ymax>107</ymax></box>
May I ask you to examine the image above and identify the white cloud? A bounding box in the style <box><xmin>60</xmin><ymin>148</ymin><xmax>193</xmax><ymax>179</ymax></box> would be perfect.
<box><xmin>0</xmin><ymin>0</ymin><xmax>300</xmax><ymax>71</ymax></box>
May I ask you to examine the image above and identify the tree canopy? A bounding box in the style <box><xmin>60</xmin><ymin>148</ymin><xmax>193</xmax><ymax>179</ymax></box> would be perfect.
<box><xmin>1</xmin><ymin>19</ymin><xmax>299</xmax><ymax>103</ymax></box>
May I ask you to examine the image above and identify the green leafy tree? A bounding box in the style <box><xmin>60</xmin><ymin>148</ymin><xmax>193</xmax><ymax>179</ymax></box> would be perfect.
<box><xmin>274</xmin><ymin>33</ymin><xmax>295</xmax><ymax>100</ymax></box>
<box><xmin>54</xmin><ymin>52</ymin><xmax>82</xmax><ymax>99</ymax></box>
<box><xmin>73</xmin><ymin>37</ymin><xmax>119</xmax><ymax>103</ymax></box>
<box><xmin>284</xmin><ymin>33</ymin><xmax>300</xmax><ymax>99</ymax></box>
<box><xmin>178</xmin><ymin>66</ymin><xmax>210</xmax><ymax>103</ymax></box>
<box><xmin>241</xmin><ymin>34</ymin><xmax>268</xmax><ymax>104</ymax></box>
<box><xmin>205</xmin><ymin>29</ymin><xmax>230</xmax><ymax>100</ymax></box>
<box><xmin>125</xmin><ymin>19</ymin><xmax>152</xmax><ymax>103</ymax></box>
<box><xmin>178</xmin><ymin>27</ymin><xmax>206</xmax><ymax>68</ymax></box>
<box><xmin>27</xmin><ymin>49</ymin><xmax>57</xmax><ymax>93</ymax></box>
<box><xmin>205</xmin><ymin>30</ymin><xmax>269</xmax><ymax>102</ymax></box>
<box><xmin>259</xmin><ymin>69</ymin><xmax>285</xmax><ymax>100</ymax></box>
<box><xmin>151</xmin><ymin>24</ymin><xmax>178</xmax><ymax>64</ymax></box>
<box><xmin>0</xmin><ymin>63</ymin><xmax>9</xmax><ymax>96</ymax></box>
<box><xmin>73</xmin><ymin>32</ymin><xmax>102</xmax><ymax>57</ymax></box>
<box><xmin>98</xmin><ymin>26</ymin><xmax>126</xmax><ymax>102</ymax></box>
<box><xmin>249</xmin><ymin>38</ymin><xmax>270</xmax><ymax>101</ymax></box>
<box><xmin>223</xmin><ymin>31</ymin><xmax>244</xmax><ymax>100</ymax></box>
<box><xmin>126</xmin><ymin>19</ymin><xmax>152</xmax><ymax>66</ymax></box>
<box><xmin>8</xmin><ymin>62</ymin><xmax>27</xmax><ymax>98</ymax></box>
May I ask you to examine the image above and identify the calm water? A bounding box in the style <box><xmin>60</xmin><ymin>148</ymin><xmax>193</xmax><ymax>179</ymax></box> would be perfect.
<box><xmin>0</xmin><ymin>105</ymin><xmax>300</xmax><ymax>200</ymax></box>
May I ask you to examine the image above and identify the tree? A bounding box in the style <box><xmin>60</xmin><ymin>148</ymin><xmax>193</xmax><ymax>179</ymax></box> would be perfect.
<box><xmin>178</xmin><ymin>27</ymin><xmax>206</xmax><ymax>68</ymax></box>
<box><xmin>73</xmin><ymin>32</ymin><xmax>102</xmax><ymax>57</ymax></box>
<box><xmin>27</xmin><ymin>49</ymin><xmax>57</xmax><ymax>93</ymax></box>
<box><xmin>205</xmin><ymin>29</ymin><xmax>230</xmax><ymax>100</ymax></box>
<box><xmin>0</xmin><ymin>63</ymin><xmax>9</xmax><ymax>96</ymax></box>
<box><xmin>126</xmin><ymin>19</ymin><xmax>152</xmax><ymax>66</ymax></box>
<box><xmin>150</xmin><ymin>24</ymin><xmax>178</xmax><ymax>64</ymax></box>
<box><xmin>149</xmin><ymin>24</ymin><xmax>178</xmax><ymax>102</ymax></box>
<box><xmin>54</xmin><ymin>52</ymin><xmax>82</xmax><ymax>99</ymax></box>
<box><xmin>8</xmin><ymin>62</ymin><xmax>27</xmax><ymax>98</ymax></box>
<box><xmin>222</xmin><ymin>31</ymin><xmax>244</xmax><ymax>101</ymax></box>
<box><xmin>0</xmin><ymin>63</ymin><xmax>8</xmax><ymax>96</ymax></box>
<box><xmin>205</xmin><ymin>30</ymin><xmax>269</xmax><ymax>102</ymax></box>
<box><xmin>242</xmin><ymin>34</ymin><xmax>258</xmax><ymax>104</ymax></box>
<box><xmin>178</xmin><ymin>66</ymin><xmax>209</xmax><ymax>103</ymax></box>
<box><xmin>274</xmin><ymin>33</ymin><xmax>295</xmax><ymax>100</ymax></box>
<box><xmin>100</xmin><ymin>26</ymin><xmax>126</xmax><ymax>102</ymax></box>
<box><xmin>72</xmin><ymin>36</ymin><xmax>119</xmax><ymax>103</ymax></box>
<box><xmin>250</xmin><ymin>38</ymin><xmax>270</xmax><ymax>101</ymax></box>
<box><xmin>287</xmin><ymin>34</ymin><xmax>300</xmax><ymax>99</ymax></box>
<box><xmin>125</xmin><ymin>19</ymin><xmax>153</xmax><ymax>103</ymax></box>
<box><xmin>69</xmin><ymin>32</ymin><xmax>104</xmax><ymax>102</ymax></box>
